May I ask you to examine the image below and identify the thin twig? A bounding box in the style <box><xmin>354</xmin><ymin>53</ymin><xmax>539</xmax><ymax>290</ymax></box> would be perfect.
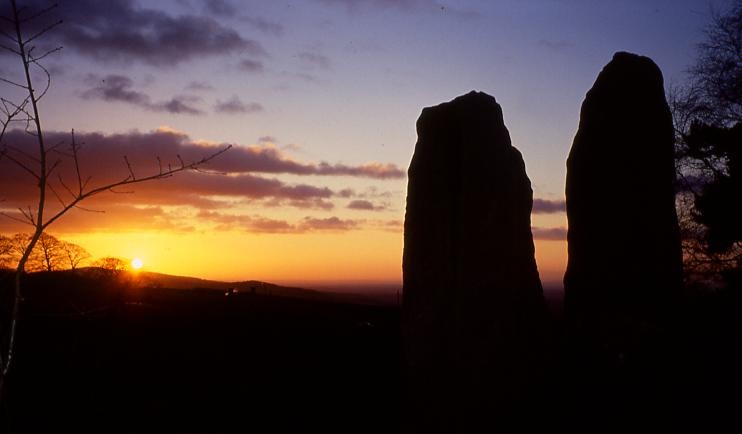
<box><xmin>2</xmin><ymin>151</ymin><xmax>40</xmax><ymax>180</ymax></box>
<box><xmin>0</xmin><ymin>76</ymin><xmax>28</xmax><ymax>89</ymax></box>
<box><xmin>6</xmin><ymin>144</ymin><xmax>40</xmax><ymax>163</ymax></box>
<box><xmin>47</xmin><ymin>183</ymin><xmax>67</xmax><ymax>208</ymax></box>
<box><xmin>0</xmin><ymin>28</ymin><xmax>16</xmax><ymax>43</ymax></box>
<box><xmin>40</xmin><ymin>145</ymin><xmax>232</xmax><ymax>232</ymax></box>
<box><xmin>124</xmin><ymin>156</ymin><xmax>136</xmax><ymax>180</ymax></box>
<box><xmin>23</xmin><ymin>19</ymin><xmax>62</xmax><ymax>46</ymax></box>
<box><xmin>19</xmin><ymin>3</ymin><xmax>58</xmax><ymax>24</ymax></box>
<box><xmin>28</xmin><ymin>45</ymin><xmax>61</xmax><ymax>63</ymax></box>
<box><xmin>0</xmin><ymin>42</ymin><xmax>21</xmax><ymax>55</ymax></box>
<box><xmin>0</xmin><ymin>211</ymin><xmax>35</xmax><ymax>226</ymax></box>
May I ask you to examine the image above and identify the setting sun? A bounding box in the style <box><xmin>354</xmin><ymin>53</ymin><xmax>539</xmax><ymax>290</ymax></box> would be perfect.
<box><xmin>131</xmin><ymin>258</ymin><xmax>143</xmax><ymax>270</ymax></box>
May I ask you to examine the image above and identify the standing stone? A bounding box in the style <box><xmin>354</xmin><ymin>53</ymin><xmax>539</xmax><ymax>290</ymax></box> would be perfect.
<box><xmin>564</xmin><ymin>52</ymin><xmax>683</xmax><ymax>334</ymax></box>
<box><xmin>402</xmin><ymin>91</ymin><xmax>547</xmax><ymax>433</ymax></box>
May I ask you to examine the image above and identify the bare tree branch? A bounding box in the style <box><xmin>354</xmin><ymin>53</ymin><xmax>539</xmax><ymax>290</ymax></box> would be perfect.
<box><xmin>1</xmin><ymin>150</ymin><xmax>40</xmax><ymax>179</ymax></box>
<box><xmin>23</xmin><ymin>19</ymin><xmax>62</xmax><ymax>46</ymax></box>
<box><xmin>40</xmin><ymin>144</ymin><xmax>232</xmax><ymax>231</ymax></box>
<box><xmin>18</xmin><ymin>2</ymin><xmax>58</xmax><ymax>24</ymax></box>
<box><xmin>0</xmin><ymin>76</ymin><xmax>28</xmax><ymax>89</ymax></box>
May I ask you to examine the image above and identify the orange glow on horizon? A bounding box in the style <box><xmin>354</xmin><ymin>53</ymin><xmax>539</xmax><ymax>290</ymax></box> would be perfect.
<box><xmin>62</xmin><ymin>228</ymin><xmax>567</xmax><ymax>289</ymax></box>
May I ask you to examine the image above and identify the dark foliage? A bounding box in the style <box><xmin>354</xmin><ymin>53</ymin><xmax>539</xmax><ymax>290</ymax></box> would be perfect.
<box><xmin>672</xmin><ymin>1</ymin><xmax>742</xmax><ymax>288</ymax></box>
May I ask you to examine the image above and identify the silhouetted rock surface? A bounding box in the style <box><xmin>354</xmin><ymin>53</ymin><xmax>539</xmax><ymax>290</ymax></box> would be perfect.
<box><xmin>402</xmin><ymin>91</ymin><xmax>547</xmax><ymax>432</ymax></box>
<box><xmin>564</xmin><ymin>52</ymin><xmax>682</xmax><ymax>328</ymax></box>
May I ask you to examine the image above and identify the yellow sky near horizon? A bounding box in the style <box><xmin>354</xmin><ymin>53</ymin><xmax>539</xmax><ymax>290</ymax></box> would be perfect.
<box><xmin>60</xmin><ymin>227</ymin><xmax>566</xmax><ymax>288</ymax></box>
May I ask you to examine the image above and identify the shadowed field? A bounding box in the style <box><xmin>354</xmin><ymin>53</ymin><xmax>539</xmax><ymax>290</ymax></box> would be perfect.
<box><xmin>2</xmin><ymin>270</ymin><xmax>740</xmax><ymax>433</ymax></box>
<box><xmin>1</xmin><ymin>271</ymin><xmax>400</xmax><ymax>433</ymax></box>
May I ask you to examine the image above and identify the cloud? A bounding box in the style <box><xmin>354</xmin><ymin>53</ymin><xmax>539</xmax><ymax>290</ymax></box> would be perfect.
<box><xmin>185</xmin><ymin>81</ymin><xmax>215</xmax><ymax>91</ymax></box>
<box><xmin>315</xmin><ymin>0</ymin><xmax>477</xmax><ymax>17</ymax></box>
<box><xmin>532</xmin><ymin>198</ymin><xmax>566</xmax><ymax>214</ymax></box>
<box><xmin>292</xmin><ymin>72</ymin><xmax>320</xmax><ymax>83</ymax></box>
<box><xmin>347</xmin><ymin>199</ymin><xmax>385</xmax><ymax>211</ymax></box>
<box><xmin>337</xmin><ymin>189</ymin><xmax>355</xmax><ymax>198</ymax></box>
<box><xmin>258</xmin><ymin>136</ymin><xmax>277</xmax><ymax>143</ymax></box>
<box><xmin>531</xmin><ymin>226</ymin><xmax>567</xmax><ymax>241</ymax></box>
<box><xmin>383</xmin><ymin>219</ymin><xmax>403</xmax><ymax>232</ymax></box>
<box><xmin>81</xmin><ymin>74</ymin><xmax>203</xmax><ymax>115</ymax></box>
<box><xmin>282</xmin><ymin>143</ymin><xmax>302</xmax><ymax>152</ymax></box>
<box><xmin>242</xmin><ymin>16</ymin><xmax>284</xmax><ymax>36</ymax></box>
<box><xmin>214</xmin><ymin>96</ymin><xmax>264</xmax><ymax>114</ymax></box>
<box><xmin>287</xmin><ymin>199</ymin><xmax>335</xmax><ymax>210</ymax></box>
<box><xmin>0</xmin><ymin>203</ymin><xmax>196</xmax><ymax>234</ymax></box>
<box><xmin>157</xmin><ymin>97</ymin><xmax>203</xmax><ymax>115</ymax></box>
<box><xmin>0</xmin><ymin>127</ymin><xmax>405</xmax><ymax>234</ymax></box>
<box><xmin>299</xmin><ymin>217</ymin><xmax>358</xmax><ymax>231</ymax></box>
<box><xmin>197</xmin><ymin>0</ymin><xmax>286</xmax><ymax>38</ymax></box>
<box><xmin>316</xmin><ymin>0</ymin><xmax>434</xmax><ymax>12</ymax></box>
<box><xmin>200</xmin><ymin>0</ymin><xmax>236</xmax><ymax>16</ymax></box>
<box><xmin>0</xmin><ymin>128</ymin><xmax>404</xmax><ymax>212</ymax></box>
<box><xmin>196</xmin><ymin>211</ymin><xmax>358</xmax><ymax>233</ymax></box>
<box><xmin>238</xmin><ymin>59</ymin><xmax>265</xmax><ymax>73</ymax></box>
<box><xmin>2</xmin><ymin>0</ymin><xmax>266</xmax><ymax>67</ymax></box>
<box><xmin>297</xmin><ymin>51</ymin><xmax>331</xmax><ymax>69</ymax></box>
<box><xmin>196</xmin><ymin>211</ymin><xmax>293</xmax><ymax>233</ymax></box>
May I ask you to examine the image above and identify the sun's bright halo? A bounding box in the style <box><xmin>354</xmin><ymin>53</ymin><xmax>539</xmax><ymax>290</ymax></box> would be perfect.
<box><xmin>131</xmin><ymin>258</ymin><xmax>143</xmax><ymax>270</ymax></box>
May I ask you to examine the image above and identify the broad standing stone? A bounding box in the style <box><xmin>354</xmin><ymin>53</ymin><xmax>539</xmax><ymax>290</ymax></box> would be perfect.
<box><xmin>402</xmin><ymin>91</ymin><xmax>546</xmax><ymax>432</ymax></box>
<box><xmin>564</xmin><ymin>52</ymin><xmax>683</xmax><ymax>333</ymax></box>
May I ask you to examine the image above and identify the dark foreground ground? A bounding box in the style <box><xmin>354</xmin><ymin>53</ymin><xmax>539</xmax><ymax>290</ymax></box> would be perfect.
<box><xmin>2</xmin><ymin>271</ymin><xmax>741</xmax><ymax>433</ymax></box>
<box><xmin>1</xmin><ymin>271</ymin><xmax>399</xmax><ymax>433</ymax></box>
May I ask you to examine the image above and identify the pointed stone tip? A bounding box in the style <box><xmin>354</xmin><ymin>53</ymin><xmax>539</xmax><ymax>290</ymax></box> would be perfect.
<box><xmin>453</xmin><ymin>90</ymin><xmax>497</xmax><ymax>105</ymax></box>
<box><xmin>418</xmin><ymin>90</ymin><xmax>504</xmax><ymax>132</ymax></box>
<box><xmin>606</xmin><ymin>51</ymin><xmax>663</xmax><ymax>81</ymax></box>
<box><xmin>423</xmin><ymin>91</ymin><xmax>499</xmax><ymax>113</ymax></box>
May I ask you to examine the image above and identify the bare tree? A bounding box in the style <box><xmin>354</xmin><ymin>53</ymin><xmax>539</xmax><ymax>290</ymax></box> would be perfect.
<box><xmin>92</xmin><ymin>257</ymin><xmax>129</xmax><ymax>274</ymax></box>
<box><xmin>35</xmin><ymin>231</ymin><xmax>61</xmax><ymax>271</ymax></box>
<box><xmin>0</xmin><ymin>1</ymin><xmax>230</xmax><ymax>399</ymax></box>
<box><xmin>0</xmin><ymin>234</ymin><xmax>12</xmax><ymax>269</ymax></box>
<box><xmin>60</xmin><ymin>240</ymin><xmax>90</xmax><ymax>270</ymax></box>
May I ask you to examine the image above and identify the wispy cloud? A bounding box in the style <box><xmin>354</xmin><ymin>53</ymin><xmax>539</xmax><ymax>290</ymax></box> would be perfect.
<box><xmin>243</xmin><ymin>16</ymin><xmax>284</xmax><ymax>36</ymax></box>
<box><xmin>81</xmin><ymin>74</ymin><xmax>203</xmax><ymax>115</ymax></box>
<box><xmin>214</xmin><ymin>96</ymin><xmax>264</xmax><ymax>114</ymax></box>
<box><xmin>297</xmin><ymin>51</ymin><xmax>332</xmax><ymax>69</ymax></box>
<box><xmin>532</xmin><ymin>198</ymin><xmax>566</xmax><ymax>214</ymax></box>
<box><xmin>315</xmin><ymin>0</ymin><xmax>478</xmax><ymax>18</ymax></box>
<box><xmin>199</xmin><ymin>0</ymin><xmax>236</xmax><ymax>16</ymax></box>
<box><xmin>238</xmin><ymin>59</ymin><xmax>265</xmax><ymax>73</ymax></box>
<box><xmin>316</xmin><ymin>0</ymin><xmax>433</xmax><ymax>12</ymax></box>
<box><xmin>185</xmin><ymin>81</ymin><xmax>215</xmax><ymax>92</ymax></box>
<box><xmin>197</xmin><ymin>0</ymin><xmax>286</xmax><ymax>36</ymax></box>
<box><xmin>347</xmin><ymin>199</ymin><xmax>385</xmax><ymax>211</ymax></box>
<box><xmin>300</xmin><ymin>217</ymin><xmax>358</xmax><ymax>231</ymax></box>
<box><xmin>532</xmin><ymin>226</ymin><xmax>567</xmax><ymax>241</ymax></box>
<box><xmin>3</xmin><ymin>0</ymin><xmax>266</xmax><ymax>67</ymax></box>
<box><xmin>196</xmin><ymin>211</ymin><xmax>359</xmax><ymax>233</ymax></box>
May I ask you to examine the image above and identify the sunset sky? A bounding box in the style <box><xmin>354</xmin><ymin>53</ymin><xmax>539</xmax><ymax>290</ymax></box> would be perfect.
<box><xmin>0</xmin><ymin>0</ymin><xmax>732</xmax><ymax>288</ymax></box>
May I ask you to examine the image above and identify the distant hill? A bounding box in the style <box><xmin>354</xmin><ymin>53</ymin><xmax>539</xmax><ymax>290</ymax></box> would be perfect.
<box><xmin>1</xmin><ymin>267</ymin><xmax>400</xmax><ymax>306</ymax></box>
<box><xmin>70</xmin><ymin>268</ymin><xmax>397</xmax><ymax>305</ymax></box>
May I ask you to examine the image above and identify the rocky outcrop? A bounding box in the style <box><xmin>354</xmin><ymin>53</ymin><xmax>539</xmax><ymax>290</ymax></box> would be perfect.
<box><xmin>564</xmin><ymin>52</ymin><xmax>683</xmax><ymax>329</ymax></box>
<box><xmin>402</xmin><ymin>91</ymin><xmax>547</xmax><ymax>432</ymax></box>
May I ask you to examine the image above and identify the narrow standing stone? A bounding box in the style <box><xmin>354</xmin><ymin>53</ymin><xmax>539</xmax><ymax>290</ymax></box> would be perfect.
<box><xmin>403</xmin><ymin>91</ymin><xmax>546</xmax><ymax>432</ymax></box>
<box><xmin>564</xmin><ymin>52</ymin><xmax>683</xmax><ymax>329</ymax></box>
